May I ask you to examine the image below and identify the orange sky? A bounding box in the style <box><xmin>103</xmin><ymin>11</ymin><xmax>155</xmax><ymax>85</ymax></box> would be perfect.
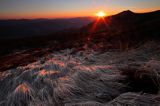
<box><xmin>0</xmin><ymin>0</ymin><xmax>160</xmax><ymax>19</ymax></box>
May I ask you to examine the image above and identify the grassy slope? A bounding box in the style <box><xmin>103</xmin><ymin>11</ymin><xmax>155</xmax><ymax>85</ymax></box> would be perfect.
<box><xmin>0</xmin><ymin>41</ymin><xmax>160</xmax><ymax>105</ymax></box>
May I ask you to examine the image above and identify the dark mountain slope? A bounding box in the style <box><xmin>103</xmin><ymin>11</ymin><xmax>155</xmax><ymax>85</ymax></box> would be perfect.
<box><xmin>83</xmin><ymin>10</ymin><xmax>160</xmax><ymax>50</ymax></box>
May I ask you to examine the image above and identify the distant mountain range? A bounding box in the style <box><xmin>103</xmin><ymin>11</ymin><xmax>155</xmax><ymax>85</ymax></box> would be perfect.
<box><xmin>0</xmin><ymin>17</ymin><xmax>95</xmax><ymax>39</ymax></box>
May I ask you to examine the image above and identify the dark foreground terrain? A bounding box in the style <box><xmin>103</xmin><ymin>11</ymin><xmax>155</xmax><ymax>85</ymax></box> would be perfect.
<box><xmin>0</xmin><ymin>10</ymin><xmax>160</xmax><ymax>106</ymax></box>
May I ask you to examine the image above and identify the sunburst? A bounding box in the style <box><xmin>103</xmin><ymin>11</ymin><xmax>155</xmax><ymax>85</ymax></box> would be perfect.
<box><xmin>96</xmin><ymin>11</ymin><xmax>107</xmax><ymax>17</ymax></box>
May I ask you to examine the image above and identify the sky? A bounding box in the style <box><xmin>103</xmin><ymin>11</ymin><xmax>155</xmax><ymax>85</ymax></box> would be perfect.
<box><xmin>0</xmin><ymin>0</ymin><xmax>160</xmax><ymax>19</ymax></box>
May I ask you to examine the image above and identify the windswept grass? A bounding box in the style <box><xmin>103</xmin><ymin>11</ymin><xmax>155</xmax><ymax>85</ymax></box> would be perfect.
<box><xmin>0</xmin><ymin>41</ymin><xmax>160</xmax><ymax>106</ymax></box>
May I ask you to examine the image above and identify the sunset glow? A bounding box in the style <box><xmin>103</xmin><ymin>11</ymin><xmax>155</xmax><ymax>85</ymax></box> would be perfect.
<box><xmin>0</xmin><ymin>0</ymin><xmax>160</xmax><ymax>19</ymax></box>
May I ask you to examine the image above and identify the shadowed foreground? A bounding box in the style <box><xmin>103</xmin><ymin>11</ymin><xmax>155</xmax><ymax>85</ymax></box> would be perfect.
<box><xmin>0</xmin><ymin>41</ymin><xmax>160</xmax><ymax>106</ymax></box>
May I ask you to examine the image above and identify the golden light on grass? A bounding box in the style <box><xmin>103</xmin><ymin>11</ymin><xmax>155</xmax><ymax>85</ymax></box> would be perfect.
<box><xmin>96</xmin><ymin>11</ymin><xmax>107</xmax><ymax>18</ymax></box>
<box><xmin>15</xmin><ymin>83</ymin><xmax>29</xmax><ymax>93</ymax></box>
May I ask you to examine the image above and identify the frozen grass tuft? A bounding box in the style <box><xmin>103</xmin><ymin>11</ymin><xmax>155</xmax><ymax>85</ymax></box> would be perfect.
<box><xmin>6</xmin><ymin>82</ymin><xmax>35</xmax><ymax>106</ymax></box>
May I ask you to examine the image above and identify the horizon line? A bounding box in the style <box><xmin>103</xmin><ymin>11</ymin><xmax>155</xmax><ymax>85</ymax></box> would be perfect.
<box><xmin>0</xmin><ymin>9</ymin><xmax>159</xmax><ymax>20</ymax></box>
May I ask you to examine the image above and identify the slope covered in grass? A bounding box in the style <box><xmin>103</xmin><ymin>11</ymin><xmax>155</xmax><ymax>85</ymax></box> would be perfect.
<box><xmin>0</xmin><ymin>41</ymin><xmax>160</xmax><ymax>106</ymax></box>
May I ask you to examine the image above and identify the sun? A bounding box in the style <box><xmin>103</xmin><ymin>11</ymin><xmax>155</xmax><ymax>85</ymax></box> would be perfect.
<box><xmin>96</xmin><ymin>11</ymin><xmax>107</xmax><ymax>17</ymax></box>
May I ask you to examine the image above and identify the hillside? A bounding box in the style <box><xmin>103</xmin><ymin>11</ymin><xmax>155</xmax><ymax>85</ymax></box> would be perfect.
<box><xmin>1</xmin><ymin>41</ymin><xmax>160</xmax><ymax>106</ymax></box>
<box><xmin>0</xmin><ymin>17</ymin><xmax>94</xmax><ymax>56</ymax></box>
<box><xmin>0</xmin><ymin>10</ymin><xmax>160</xmax><ymax>106</ymax></box>
<box><xmin>1</xmin><ymin>10</ymin><xmax>159</xmax><ymax>57</ymax></box>
<box><xmin>83</xmin><ymin>10</ymin><xmax>160</xmax><ymax>50</ymax></box>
